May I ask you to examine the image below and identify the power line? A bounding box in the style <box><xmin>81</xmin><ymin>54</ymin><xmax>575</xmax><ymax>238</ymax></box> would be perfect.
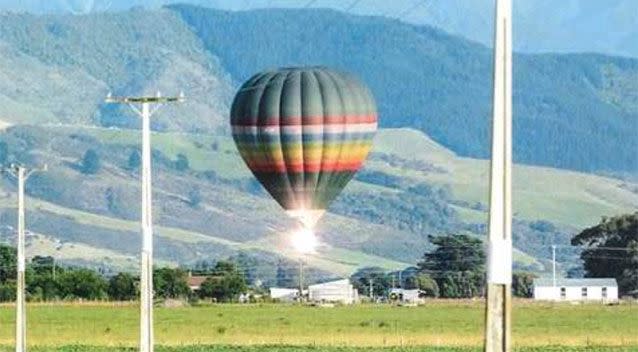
<box><xmin>344</xmin><ymin>0</ymin><xmax>363</xmax><ymax>12</ymax></box>
<box><xmin>303</xmin><ymin>0</ymin><xmax>319</xmax><ymax>9</ymax></box>
<box><xmin>396</xmin><ymin>0</ymin><xmax>429</xmax><ymax>20</ymax></box>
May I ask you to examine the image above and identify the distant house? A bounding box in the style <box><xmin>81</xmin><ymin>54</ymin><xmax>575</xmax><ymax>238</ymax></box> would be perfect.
<box><xmin>187</xmin><ymin>274</ymin><xmax>208</xmax><ymax>292</ymax></box>
<box><xmin>388</xmin><ymin>288</ymin><xmax>424</xmax><ymax>304</ymax></box>
<box><xmin>308</xmin><ymin>279</ymin><xmax>359</xmax><ymax>304</ymax></box>
<box><xmin>533</xmin><ymin>278</ymin><xmax>618</xmax><ymax>302</ymax></box>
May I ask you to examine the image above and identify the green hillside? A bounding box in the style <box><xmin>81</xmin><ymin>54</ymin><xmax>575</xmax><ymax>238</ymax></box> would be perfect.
<box><xmin>0</xmin><ymin>9</ymin><xmax>232</xmax><ymax>131</ymax></box>
<box><xmin>170</xmin><ymin>5</ymin><xmax>638</xmax><ymax>174</ymax></box>
<box><xmin>2</xmin><ymin>125</ymin><xmax>636</xmax><ymax>279</ymax></box>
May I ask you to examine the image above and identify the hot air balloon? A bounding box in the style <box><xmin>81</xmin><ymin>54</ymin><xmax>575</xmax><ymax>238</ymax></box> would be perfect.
<box><xmin>230</xmin><ymin>67</ymin><xmax>377</xmax><ymax>230</ymax></box>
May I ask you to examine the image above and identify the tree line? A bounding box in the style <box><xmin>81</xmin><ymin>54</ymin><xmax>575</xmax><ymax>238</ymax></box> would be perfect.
<box><xmin>0</xmin><ymin>246</ymin><xmax>247</xmax><ymax>302</ymax></box>
<box><xmin>0</xmin><ymin>212</ymin><xmax>634</xmax><ymax>302</ymax></box>
<box><xmin>349</xmin><ymin>234</ymin><xmax>536</xmax><ymax>299</ymax></box>
<box><xmin>351</xmin><ymin>212</ymin><xmax>637</xmax><ymax>299</ymax></box>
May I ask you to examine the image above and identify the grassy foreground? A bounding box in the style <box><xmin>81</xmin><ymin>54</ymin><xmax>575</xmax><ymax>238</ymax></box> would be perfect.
<box><xmin>0</xmin><ymin>301</ymin><xmax>636</xmax><ymax>349</ymax></box>
<box><xmin>0</xmin><ymin>346</ymin><xmax>635</xmax><ymax>352</ymax></box>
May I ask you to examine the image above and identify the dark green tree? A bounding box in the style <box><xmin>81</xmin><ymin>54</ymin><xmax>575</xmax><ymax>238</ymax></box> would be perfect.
<box><xmin>57</xmin><ymin>269</ymin><xmax>108</xmax><ymax>300</ymax></box>
<box><xmin>275</xmin><ymin>260</ymin><xmax>295</xmax><ymax>288</ymax></box>
<box><xmin>108</xmin><ymin>272</ymin><xmax>137</xmax><ymax>301</ymax></box>
<box><xmin>512</xmin><ymin>272</ymin><xmax>537</xmax><ymax>298</ymax></box>
<box><xmin>414</xmin><ymin>273</ymin><xmax>439</xmax><ymax>297</ymax></box>
<box><xmin>0</xmin><ymin>244</ymin><xmax>16</xmax><ymax>284</ymax></box>
<box><xmin>174</xmin><ymin>153</ymin><xmax>189</xmax><ymax>171</ymax></box>
<box><xmin>571</xmin><ymin>212</ymin><xmax>638</xmax><ymax>296</ymax></box>
<box><xmin>81</xmin><ymin>149</ymin><xmax>101</xmax><ymax>174</ymax></box>
<box><xmin>0</xmin><ymin>141</ymin><xmax>8</xmax><ymax>165</ymax></box>
<box><xmin>199</xmin><ymin>261</ymin><xmax>247</xmax><ymax>302</ymax></box>
<box><xmin>187</xmin><ymin>187</ymin><xmax>202</xmax><ymax>208</ymax></box>
<box><xmin>127</xmin><ymin>150</ymin><xmax>141</xmax><ymax>170</ymax></box>
<box><xmin>229</xmin><ymin>252</ymin><xmax>258</xmax><ymax>286</ymax></box>
<box><xmin>418</xmin><ymin>234</ymin><xmax>485</xmax><ymax>298</ymax></box>
<box><xmin>350</xmin><ymin>267</ymin><xmax>391</xmax><ymax>297</ymax></box>
<box><xmin>153</xmin><ymin>267</ymin><xmax>190</xmax><ymax>299</ymax></box>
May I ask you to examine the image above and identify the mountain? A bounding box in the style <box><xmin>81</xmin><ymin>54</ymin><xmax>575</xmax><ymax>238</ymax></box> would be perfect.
<box><xmin>0</xmin><ymin>9</ymin><xmax>233</xmax><ymax>131</ymax></box>
<box><xmin>0</xmin><ymin>6</ymin><xmax>637</xmax><ymax>280</ymax></box>
<box><xmin>3</xmin><ymin>1</ymin><xmax>637</xmax><ymax>58</ymax></box>
<box><xmin>1</xmin><ymin>6</ymin><xmax>636</xmax><ymax>174</ymax></box>
<box><xmin>169</xmin><ymin>5</ymin><xmax>638</xmax><ymax>174</ymax></box>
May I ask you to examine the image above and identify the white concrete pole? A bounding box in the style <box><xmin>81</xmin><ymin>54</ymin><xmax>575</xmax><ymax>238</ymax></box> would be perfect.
<box><xmin>484</xmin><ymin>0</ymin><xmax>512</xmax><ymax>351</ymax></box>
<box><xmin>140</xmin><ymin>102</ymin><xmax>154</xmax><ymax>352</ymax></box>
<box><xmin>16</xmin><ymin>167</ymin><xmax>26</xmax><ymax>352</ymax></box>
<box><xmin>104</xmin><ymin>92</ymin><xmax>183</xmax><ymax>352</ymax></box>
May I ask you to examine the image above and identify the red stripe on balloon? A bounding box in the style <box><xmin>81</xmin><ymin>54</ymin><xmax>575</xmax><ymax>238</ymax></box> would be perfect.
<box><xmin>248</xmin><ymin>161</ymin><xmax>363</xmax><ymax>173</ymax></box>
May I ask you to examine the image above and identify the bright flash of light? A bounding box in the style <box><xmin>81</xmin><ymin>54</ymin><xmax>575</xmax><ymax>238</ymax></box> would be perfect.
<box><xmin>290</xmin><ymin>226</ymin><xmax>318</xmax><ymax>254</ymax></box>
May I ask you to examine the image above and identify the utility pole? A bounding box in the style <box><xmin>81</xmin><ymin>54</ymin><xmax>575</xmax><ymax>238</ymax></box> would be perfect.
<box><xmin>552</xmin><ymin>245</ymin><xmax>557</xmax><ymax>287</ymax></box>
<box><xmin>484</xmin><ymin>0</ymin><xmax>512</xmax><ymax>351</ymax></box>
<box><xmin>369</xmin><ymin>277</ymin><xmax>374</xmax><ymax>300</ymax></box>
<box><xmin>298</xmin><ymin>260</ymin><xmax>304</xmax><ymax>302</ymax></box>
<box><xmin>105</xmin><ymin>92</ymin><xmax>184</xmax><ymax>352</ymax></box>
<box><xmin>2</xmin><ymin>163</ymin><xmax>46</xmax><ymax>352</ymax></box>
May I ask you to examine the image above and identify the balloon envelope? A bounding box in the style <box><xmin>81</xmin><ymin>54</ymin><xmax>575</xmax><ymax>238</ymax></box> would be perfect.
<box><xmin>230</xmin><ymin>67</ymin><xmax>377</xmax><ymax>226</ymax></box>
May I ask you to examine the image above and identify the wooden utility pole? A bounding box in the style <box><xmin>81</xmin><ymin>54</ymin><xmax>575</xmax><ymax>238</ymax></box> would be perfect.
<box><xmin>484</xmin><ymin>0</ymin><xmax>512</xmax><ymax>351</ymax></box>
<box><xmin>2</xmin><ymin>164</ymin><xmax>46</xmax><ymax>352</ymax></box>
<box><xmin>105</xmin><ymin>92</ymin><xmax>184</xmax><ymax>352</ymax></box>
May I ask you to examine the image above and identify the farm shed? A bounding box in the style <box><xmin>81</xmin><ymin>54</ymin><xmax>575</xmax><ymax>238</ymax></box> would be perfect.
<box><xmin>308</xmin><ymin>279</ymin><xmax>359</xmax><ymax>304</ymax></box>
<box><xmin>388</xmin><ymin>288</ymin><xmax>424</xmax><ymax>304</ymax></box>
<box><xmin>269</xmin><ymin>288</ymin><xmax>300</xmax><ymax>302</ymax></box>
<box><xmin>533</xmin><ymin>278</ymin><xmax>618</xmax><ymax>302</ymax></box>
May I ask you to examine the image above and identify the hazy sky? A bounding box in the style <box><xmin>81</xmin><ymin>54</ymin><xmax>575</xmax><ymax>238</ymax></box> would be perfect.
<box><xmin>1</xmin><ymin>0</ymin><xmax>636</xmax><ymax>57</ymax></box>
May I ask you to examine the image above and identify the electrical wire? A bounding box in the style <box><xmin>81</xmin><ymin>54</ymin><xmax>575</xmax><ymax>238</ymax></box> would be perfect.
<box><xmin>344</xmin><ymin>0</ymin><xmax>363</xmax><ymax>12</ymax></box>
<box><xmin>396</xmin><ymin>0</ymin><xmax>429</xmax><ymax>20</ymax></box>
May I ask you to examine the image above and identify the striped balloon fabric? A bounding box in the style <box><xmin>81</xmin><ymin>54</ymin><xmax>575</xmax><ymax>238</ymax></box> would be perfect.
<box><xmin>230</xmin><ymin>67</ymin><xmax>377</xmax><ymax>222</ymax></box>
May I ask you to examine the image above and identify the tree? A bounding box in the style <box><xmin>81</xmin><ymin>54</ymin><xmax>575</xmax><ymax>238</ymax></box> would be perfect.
<box><xmin>414</xmin><ymin>273</ymin><xmax>439</xmax><ymax>297</ymax></box>
<box><xmin>108</xmin><ymin>272</ymin><xmax>137</xmax><ymax>301</ymax></box>
<box><xmin>512</xmin><ymin>272</ymin><xmax>537</xmax><ymax>298</ymax></box>
<box><xmin>230</xmin><ymin>252</ymin><xmax>258</xmax><ymax>286</ymax></box>
<box><xmin>127</xmin><ymin>150</ymin><xmax>141</xmax><ymax>170</ymax></box>
<box><xmin>154</xmin><ymin>267</ymin><xmax>190</xmax><ymax>299</ymax></box>
<box><xmin>0</xmin><ymin>244</ymin><xmax>17</xmax><ymax>284</ymax></box>
<box><xmin>571</xmin><ymin>212</ymin><xmax>638</xmax><ymax>296</ymax></box>
<box><xmin>350</xmin><ymin>267</ymin><xmax>391</xmax><ymax>297</ymax></box>
<box><xmin>187</xmin><ymin>187</ymin><xmax>202</xmax><ymax>208</ymax></box>
<box><xmin>0</xmin><ymin>141</ymin><xmax>8</xmax><ymax>165</ymax></box>
<box><xmin>57</xmin><ymin>269</ymin><xmax>108</xmax><ymax>300</ymax></box>
<box><xmin>418</xmin><ymin>234</ymin><xmax>485</xmax><ymax>298</ymax></box>
<box><xmin>81</xmin><ymin>149</ymin><xmax>101</xmax><ymax>174</ymax></box>
<box><xmin>198</xmin><ymin>261</ymin><xmax>247</xmax><ymax>302</ymax></box>
<box><xmin>174</xmin><ymin>153</ymin><xmax>189</xmax><ymax>171</ymax></box>
<box><xmin>275</xmin><ymin>260</ymin><xmax>295</xmax><ymax>288</ymax></box>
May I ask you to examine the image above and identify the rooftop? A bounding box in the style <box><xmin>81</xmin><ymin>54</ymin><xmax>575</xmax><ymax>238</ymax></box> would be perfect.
<box><xmin>534</xmin><ymin>278</ymin><xmax>617</xmax><ymax>287</ymax></box>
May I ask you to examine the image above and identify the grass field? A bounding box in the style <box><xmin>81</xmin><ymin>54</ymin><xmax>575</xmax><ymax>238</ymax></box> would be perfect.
<box><xmin>0</xmin><ymin>301</ymin><xmax>635</xmax><ymax>350</ymax></box>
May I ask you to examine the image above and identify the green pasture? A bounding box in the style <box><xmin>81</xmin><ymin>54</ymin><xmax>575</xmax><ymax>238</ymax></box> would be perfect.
<box><xmin>0</xmin><ymin>345</ymin><xmax>634</xmax><ymax>352</ymax></box>
<box><xmin>0</xmin><ymin>302</ymin><xmax>635</xmax><ymax>349</ymax></box>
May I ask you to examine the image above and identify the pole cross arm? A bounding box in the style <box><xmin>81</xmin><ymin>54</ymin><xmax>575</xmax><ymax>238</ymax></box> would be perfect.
<box><xmin>105</xmin><ymin>92</ymin><xmax>185</xmax><ymax>104</ymax></box>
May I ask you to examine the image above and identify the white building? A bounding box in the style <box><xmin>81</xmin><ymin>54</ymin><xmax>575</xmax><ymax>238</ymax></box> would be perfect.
<box><xmin>269</xmin><ymin>288</ymin><xmax>300</xmax><ymax>302</ymax></box>
<box><xmin>388</xmin><ymin>288</ymin><xmax>424</xmax><ymax>304</ymax></box>
<box><xmin>533</xmin><ymin>278</ymin><xmax>618</xmax><ymax>302</ymax></box>
<box><xmin>308</xmin><ymin>279</ymin><xmax>359</xmax><ymax>304</ymax></box>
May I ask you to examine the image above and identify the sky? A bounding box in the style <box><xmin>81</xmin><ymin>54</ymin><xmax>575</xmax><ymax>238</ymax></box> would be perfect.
<box><xmin>0</xmin><ymin>0</ymin><xmax>636</xmax><ymax>58</ymax></box>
